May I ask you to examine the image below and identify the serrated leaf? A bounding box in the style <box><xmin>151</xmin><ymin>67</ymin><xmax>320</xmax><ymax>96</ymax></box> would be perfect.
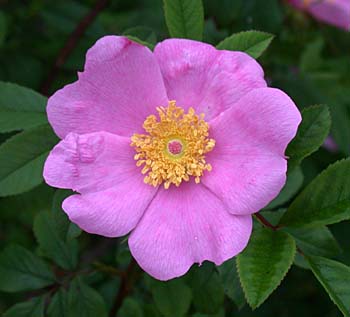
<box><xmin>163</xmin><ymin>0</ymin><xmax>204</xmax><ymax>40</ymax></box>
<box><xmin>237</xmin><ymin>227</ymin><xmax>296</xmax><ymax>309</ymax></box>
<box><xmin>48</xmin><ymin>288</ymin><xmax>69</xmax><ymax>317</ymax></box>
<box><xmin>307</xmin><ymin>256</ymin><xmax>350</xmax><ymax>316</ymax></box>
<box><xmin>217</xmin><ymin>258</ymin><xmax>246</xmax><ymax>309</ymax></box>
<box><xmin>0</xmin><ymin>244</ymin><xmax>55</xmax><ymax>292</ymax></box>
<box><xmin>68</xmin><ymin>277</ymin><xmax>107</xmax><ymax>317</ymax></box>
<box><xmin>188</xmin><ymin>263</ymin><xmax>225</xmax><ymax>314</ymax></box>
<box><xmin>286</xmin><ymin>105</ymin><xmax>331</xmax><ymax>168</ymax></box>
<box><xmin>280</xmin><ymin>159</ymin><xmax>350</xmax><ymax>228</ymax></box>
<box><xmin>0</xmin><ymin>124</ymin><xmax>58</xmax><ymax>197</ymax></box>
<box><xmin>3</xmin><ymin>296</ymin><xmax>45</xmax><ymax>317</ymax></box>
<box><xmin>34</xmin><ymin>210</ymin><xmax>79</xmax><ymax>270</ymax></box>
<box><xmin>151</xmin><ymin>278</ymin><xmax>192</xmax><ymax>317</ymax></box>
<box><xmin>0</xmin><ymin>81</ymin><xmax>47</xmax><ymax>133</ymax></box>
<box><xmin>287</xmin><ymin>226</ymin><xmax>341</xmax><ymax>258</ymax></box>
<box><xmin>216</xmin><ymin>30</ymin><xmax>274</xmax><ymax>59</ymax></box>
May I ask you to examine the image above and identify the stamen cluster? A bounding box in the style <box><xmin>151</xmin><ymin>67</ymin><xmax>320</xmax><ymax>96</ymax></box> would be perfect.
<box><xmin>131</xmin><ymin>101</ymin><xmax>215</xmax><ymax>189</ymax></box>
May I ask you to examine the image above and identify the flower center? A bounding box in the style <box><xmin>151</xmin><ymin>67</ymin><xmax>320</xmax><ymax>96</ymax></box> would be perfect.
<box><xmin>167</xmin><ymin>139</ymin><xmax>183</xmax><ymax>156</ymax></box>
<box><xmin>131</xmin><ymin>100</ymin><xmax>215</xmax><ymax>189</ymax></box>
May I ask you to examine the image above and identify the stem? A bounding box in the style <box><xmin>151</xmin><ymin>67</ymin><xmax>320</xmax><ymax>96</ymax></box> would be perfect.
<box><xmin>109</xmin><ymin>258</ymin><xmax>139</xmax><ymax>317</ymax></box>
<box><xmin>254</xmin><ymin>213</ymin><xmax>281</xmax><ymax>231</ymax></box>
<box><xmin>40</xmin><ymin>0</ymin><xmax>110</xmax><ymax>95</ymax></box>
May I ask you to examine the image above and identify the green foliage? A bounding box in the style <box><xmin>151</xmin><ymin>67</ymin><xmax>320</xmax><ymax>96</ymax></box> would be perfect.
<box><xmin>218</xmin><ymin>259</ymin><xmax>246</xmax><ymax>309</ymax></box>
<box><xmin>48</xmin><ymin>289</ymin><xmax>69</xmax><ymax>317</ymax></box>
<box><xmin>0</xmin><ymin>11</ymin><xmax>6</xmax><ymax>46</ymax></box>
<box><xmin>237</xmin><ymin>227</ymin><xmax>296</xmax><ymax>309</ymax></box>
<box><xmin>286</xmin><ymin>105</ymin><xmax>331</xmax><ymax>168</ymax></box>
<box><xmin>281</xmin><ymin>159</ymin><xmax>350</xmax><ymax>227</ymax></box>
<box><xmin>33</xmin><ymin>210</ymin><xmax>79</xmax><ymax>270</ymax></box>
<box><xmin>151</xmin><ymin>278</ymin><xmax>192</xmax><ymax>316</ymax></box>
<box><xmin>307</xmin><ymin>256</ymin><xmax>350</xmax><ymax>316</ymax></box>
<box><xmin>0</xmin><ymin>125</ymin><xmax>58</xmax><ymax>196</ymax></box>
<box><xmin>163</xmin><ymin>0</ymin><xmax>204</xmax><ymax>40</ymax></box>
<box><xmin>187</xmin><ymin>263</ymin><xmax>225</xmax><ymax>314</ymax></box>
<box><xmin>287</xmin><ymin>227</ymin><xmax>341</xmax><ymax>258</ymax></box>
<box><xmin>0</xmin><ymin>245</ymin><xmax>55</xmax><ymax>292</ymax></box>
<box><xmin>0</xmin><ymin>82</ymin><xmax>48</xmax><ymax>133</ymax></box>
<box><xmin>117</xmin><ymin>297</ymin><xmax>143</xmax><ymax>317</ymax></box>
<box><xmin>266</xmin><ymin>166</ymin><xmax>304</xmax><ymax>209</ymax></box>
<box><xmin>68</xmin><ymin>277</ymin><xmax>108</xmax><ymax>317</ymax></box>
<box><xmin>217</xmin><ymin>30</ymin><xmax>274</xmax><ymax>59</ymax></box>
<box><xmin>1</xmin><ymin>1</ymin><xmax>350</xmax><ymax>316</ymax></box>
<box><xmin>3</xmin><ymin>296</ymin><xmax>45</xmax><ymax>317</ymax></box>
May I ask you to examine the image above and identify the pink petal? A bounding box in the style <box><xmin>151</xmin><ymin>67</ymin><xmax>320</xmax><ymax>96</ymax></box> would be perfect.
<box><xmin>154</xmin><ymin>39</ymin><xmax>267</xmax><ymax>120</ymax></box>
<box><xmin>62</xmin><ymin>182</ymin><xmax>157</xmax><ymax>238</ymax></box>
<box><xmin>44</xmin><ymin>131</ymin><xmax>141</xmax><ymax>194</ymax></box>
<box><xmin>289</xmin><ymin>0</ymin><xmax>350</xmax><ymax>31</ymax></box>
<box><xmin>202</xmin><ymin>88</ymin><xmax>301</xmax><ymax>215</ymax></box>
<box><xmin>47</xmin><ymin>36</ymin><xmax>168</xmax><ymax>139</ymax></box>
<box><xmin>129</xmin><ymin>182</ymin><xmax>252</xmax><ymax>281</ymax></box>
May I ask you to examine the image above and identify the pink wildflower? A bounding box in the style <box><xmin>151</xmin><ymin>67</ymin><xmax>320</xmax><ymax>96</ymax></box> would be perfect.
<box><xmin>44</xmin><ymin>36</ymin><xmax>301</xmax><ymax>280</ymax></box>
<box><xmin>289</xmin><ymin>0</ymin><xmax>350</xmax><ymax>30</ymax></box>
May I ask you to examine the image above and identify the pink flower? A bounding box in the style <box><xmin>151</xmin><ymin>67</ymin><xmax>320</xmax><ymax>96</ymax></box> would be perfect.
<box><xmin>44</xmin><ymin>36</ymin><xmax>301</xmax><ymax>280</ymax></box>
<box><xmin>289</xmin><ymin>0</ymin><xmax>350</xmax><ymax>30</ymax></box>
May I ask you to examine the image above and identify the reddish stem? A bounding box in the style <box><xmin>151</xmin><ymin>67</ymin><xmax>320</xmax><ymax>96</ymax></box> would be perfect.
<box><xmin>40</xmin><ymin>0</ymin><xmax>109</xmax><ymax>95</ymax></box>
<box><xmin>255</xmin><ymin>213</ymin><xmax>281</xmax><ymax>231</ymax></box>
<box><xmin>109</xmin><ymin>258</ymin><xmax>139</xmax><ymax>317</ymax></box>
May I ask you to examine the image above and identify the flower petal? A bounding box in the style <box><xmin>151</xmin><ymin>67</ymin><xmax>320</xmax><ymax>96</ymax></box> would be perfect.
<box><xmin>129</xmin><ymin>182</ymin><xmax>252</xmax><ymax>281</ymax></box>
<box><xmin>44</xmin><ymin>131</ymin><xmax>141</xmax><ymax>194</ymax></box>
<box><xmin>202</xmin><ymin>88</ymin><xmax>301</xmax><ymax>215</ymax></box>
<box><xmin>154</xmin><ymin>39</ymin><xmax>266</xmax><ymax>120</ymax></box>
<box><xmin>47</xmin><ymin>36</ymin><xmax>168</xmax><ymax>139</ymax></box>
<box><xmin>62</xmin><ymin>182</ymin><xmax>157</xmax><ymax>238</ymax></box>
<box><xmin>289</xmin><ymin>0</ymin><xmax>350</xmax><ymax>31</ymax></box>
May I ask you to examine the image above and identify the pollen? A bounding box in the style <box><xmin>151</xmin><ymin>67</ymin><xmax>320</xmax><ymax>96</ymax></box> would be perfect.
<box><xmin>131</xmin><ymin>100</ymin><xmax>215</xmax><ymax>189</ymax></box>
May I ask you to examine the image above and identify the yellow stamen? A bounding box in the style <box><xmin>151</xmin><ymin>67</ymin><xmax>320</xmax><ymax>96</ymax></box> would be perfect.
<box><xmin>131</xmin><ymin>100</ymin><xmax>215</xmax><ymax>189</ymax></box>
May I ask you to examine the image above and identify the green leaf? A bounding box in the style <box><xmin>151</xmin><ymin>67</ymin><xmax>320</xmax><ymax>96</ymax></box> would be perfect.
<box><xmin>329</xmin><ymin>102</ymin><xmax>350</xmax><ymax>156</ymax></box>
<box><xmin>34</xmin><ymin>209</ymin><xmax>79</xmax><ymax>270</ymax></box>
<box><xmin>151</xmin><ymin>278</ymin><xmax>192</xmax><ymax>317</ymax></box>
<box><xmin>217</xmin><ymin>30</ymin><xmax>274</xmax><ymax>59</ymax></box>
<box><xmin>123</xmin><ymin>26</ymin><xmax>157</xmax><ymax>46</ymax></box>
<box><xmin>0</xmin><ymin>244</ymin><xmax>55</xmax><ymax>292</ymax></box>
<box><xmin>237</xmin><ymin>227</ymin><xmax>296</xmax><ymax>309</ymax></box>
<box><xmin>0</xmin><ymin>125</ymin><xmax>58</xmax><ymax>197</ymax></box>
<box><xmin>280</xmin><ymin>159</ymin><xmax>350</xmax><ymax>228</ymax></box>
<box><xmin>3</xmin><ymin>296</ymin><xmax>45</xmax><ymax>317</ymax></box>
<box><xmin>48</xmin><ymin>288</ymin><xmax>69</xmax><ymax>317</ymax></box>
<box><xmin>0</xmin><ymin>184</ymin><xmax>54</xmax><ymax>225</ymax></box>
<box><xmin>217</xmin><ymin>258</ymin><xmax>246</xmax><ymax>309</ymax></box>
<box><xmin>125</xmin><ymin>35</ymin><xmax>155</xmax><ymax>50</ymax></box>
<box><xmin>118</xmin><ymin>297</ymin><xmax>143</xmax><ymax>317</ymax></box>
<box><xmin>287</xmin><ymin>226</ymin><xmax>341</xmax><ymax>258</ymax></box>
<box><xmin>307</xmin><ymin>256</ymin><xmax>350</xmax><ymax>316</ymax></box>
<box><xmin>68</xmin><ymin>277</ymin><xmax>108</xmax><ymax>317</ymax></box>
<box><xmin>188</xmin><ymin>263</ymin><xmax>225</xmax><ymax>314</ymax></box>
<box><xmin>163</xmin><ymin>0</ymin><xmax>204</xmax><ymax>40</ymax></box>
<box><xmin>286</xmin><ymin>105</ymin><xmax>331</xmax><ymax>168</ymax></box>
<box><xmin>300</xmin><ymin>38</ymin><xmax>324</xmax><ymax>73</ymax></box>
<box><xmin>0</xmin><ymin>82</ymin><xmax>48</xmax><ymax>133</ymax></box>
<box><xmin>52</xmin><ymin>189</ymin><xmax>82</xmax><ymax>240</ymax></box>
<box><xmin>266</xmin><ymin>166</ymin><xmax>304</xmax><ymax>209</ymax></box>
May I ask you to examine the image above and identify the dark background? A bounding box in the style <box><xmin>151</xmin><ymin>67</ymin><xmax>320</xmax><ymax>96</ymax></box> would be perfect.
<box><xmin>0</xmin><ymin>0</ymin><xmax>349</xmax><ymax>316</ymax></box>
